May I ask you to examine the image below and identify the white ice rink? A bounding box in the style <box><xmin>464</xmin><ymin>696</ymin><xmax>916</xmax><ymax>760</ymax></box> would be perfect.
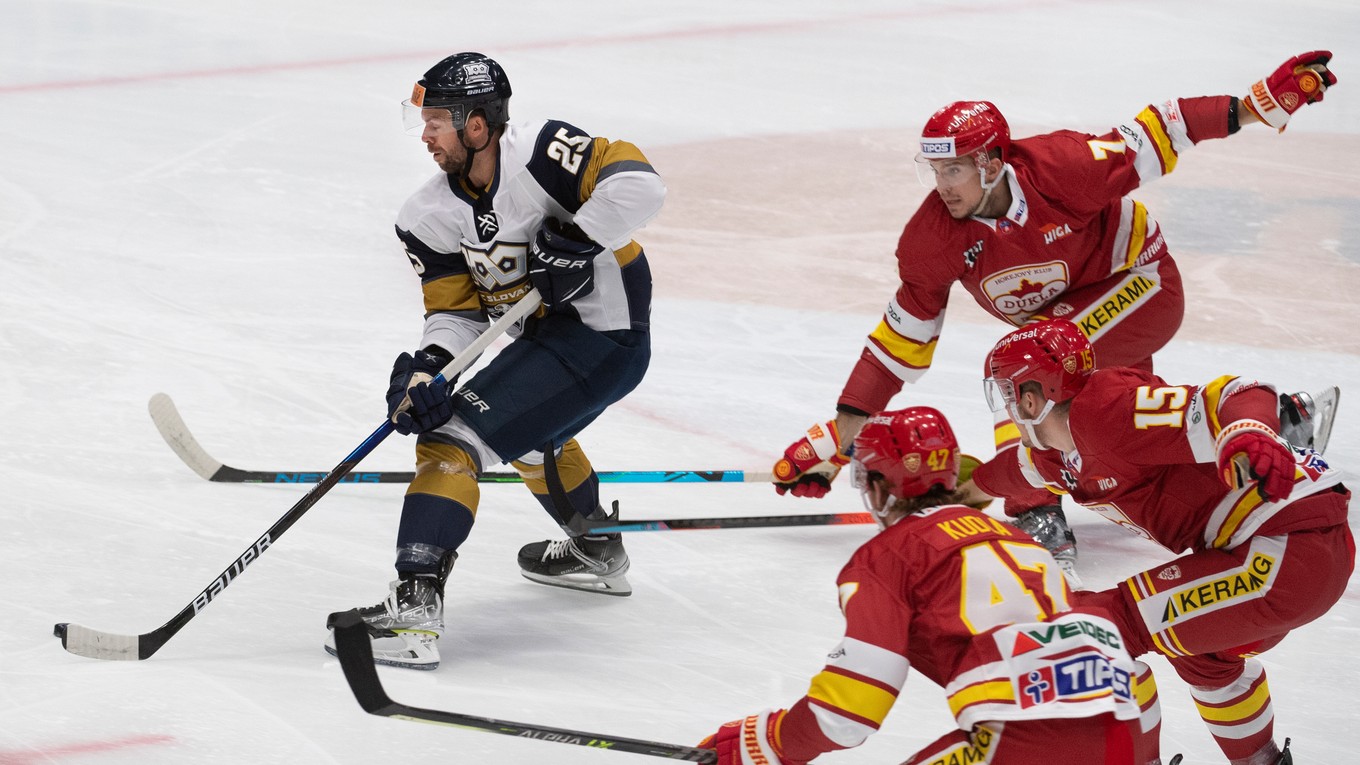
<box><xmin>3</xmin><ymin>1</ymin><xmax>1358</xmax><ymax>762</ymax></box>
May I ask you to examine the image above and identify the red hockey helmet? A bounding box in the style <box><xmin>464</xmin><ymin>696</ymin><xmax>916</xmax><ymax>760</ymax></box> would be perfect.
<box><xmin>851</xmin><ymin>406</ymin><xmax>960</xmax><ymax>500</ymax></box>
<box><xmin>983</xmin><ymin>319</ymin><xmax>1095</xmax><ymax>412</ymax></box>
<box><xmin>918</xmin><ymin>100</ymin><xmax>1011</xmax><ymax>160</ymax></box>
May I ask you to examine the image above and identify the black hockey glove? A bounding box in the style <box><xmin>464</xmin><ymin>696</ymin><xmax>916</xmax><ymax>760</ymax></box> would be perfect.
<box><xmin>528</xmin><ymin>219</ymin><xmax>604</xmax><ymax>311</ymax></box>
<box><xmin>386</xmin><ymin>349</ymin><xmax>455</xmax><ymax>435</ymax></box>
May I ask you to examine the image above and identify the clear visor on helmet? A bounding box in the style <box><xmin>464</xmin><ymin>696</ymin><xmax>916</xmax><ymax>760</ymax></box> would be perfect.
<box><xmin>914</xmin><ymin>154</ymin><xmax>983</xmax><ymax>190</ymax></box>
<box><xmin>982</xmin><ymin>376</ymin><xmax>1018</xmax><ymax>413</ymax></box>
<box><xmin>850</xmin><ymin>461</ymin><xmax>882</xmax><ymax>512</ymax></box>
<box><xmin>402</xmin><ymin>101</ymin><xmax>459</xmax><ymax>137</ymax></box>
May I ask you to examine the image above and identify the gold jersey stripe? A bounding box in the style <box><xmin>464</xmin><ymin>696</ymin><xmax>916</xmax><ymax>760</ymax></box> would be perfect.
<box><xmin>1136</xmin><ymin>106</ymin><xmax>1179</xmax><ymax>176</ymax></box>
<box><xmin>946</xmin><ymin>680</ymin><xmax>1016</xmax><ymax>718</ymax></box>
<box><xmin>1121</xmin><ymin>200</ymin><xmax>1150</xmax><ymax>271</ymax></box>
<box><xmin>1194</xmin><ymin>677</ymin><xmax>1272</xmax><ymax>723</ymax></box>
<box><xmin>613</xmin><ymin>240</ymin><xmax>642</xmax><ymax>266</ymax></box>
<box><xmin>1211</xmin><ymin>489</ymin><xmax>1265</xmax><ymax>549</ymax></box>
<box><xmin>806</xmin><ymin>669</ymin><xmax>898</xmax><ymax>726</ymax></box>
<box><xmin>1199</xmin><ymin>375</ymin><xmax>1240</xmax><ymax>439</ymax></box>
<box><xmin>423</xmin><ymin>274</ymin><xmax>481</xmax><ymax>314</ymax></box>
<box><xmin>579</xmin><ymin>138</ymin><xmax>654</xmax><ymax>202</ymax></box>
<box><xmin>869</xmin><ymin>319</ymin><xmax>937</xmax><ymax>369</ymax></box>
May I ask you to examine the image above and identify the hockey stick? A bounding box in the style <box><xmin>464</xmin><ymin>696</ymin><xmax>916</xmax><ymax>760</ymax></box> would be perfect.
<box><xmin>589</xmin><ymin>511</ymin><xmax>874</xmax><ymax>532</ymax></box>
<box><xmin>53</xmin><ymin>293</ymin><xmax>543</xmax><ymax>661</ymax></box>
<box><xmin>332</xmin><ymin>610</ymin><xmax>716</xmax><ymax>762</ymax></box>
<box><xmin>149</xmin><ymin>393</ymin><xmax>772</xmax><ymax>485</ymax></box>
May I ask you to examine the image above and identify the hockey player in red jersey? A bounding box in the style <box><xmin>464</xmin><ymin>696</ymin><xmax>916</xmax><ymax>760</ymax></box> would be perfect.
<box><xmin>773</xmin><ymin>52</ymin><xmax>1339</xmax><ymax>577</ymax></box>
<box><xmin>968</xmin><ymin>319</ymin><xmax>1353</xmax><ymax>765</ymax></box>
<box><xmin>706</xmin><ymin>407</ymin><xmax>1163</xmax><ymax>765</ymax></box>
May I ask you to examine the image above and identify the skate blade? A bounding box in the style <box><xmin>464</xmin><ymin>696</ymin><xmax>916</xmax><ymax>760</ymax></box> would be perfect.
<box><xmin>1312</xmin><ymin>386</ymin><xmax>1340</xmax><ymax>455</ymax></box>
<box><xmin>324</xmin><ymin>629</ymin><xmax>440</xmax><ymax>670</ymax></box>
<box><xmin>519</xmin><ymin>569</ymin><xmax>633</xmax><ymax>597</ymax></box>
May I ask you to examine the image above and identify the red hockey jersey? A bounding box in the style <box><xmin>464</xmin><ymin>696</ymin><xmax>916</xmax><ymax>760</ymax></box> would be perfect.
<box><xmin>840</xmin><ymin>96</ymin><xmax>1235</xmax><ymax>414</ymax></box>
<box><xmin>776</xmin><ymin>504</ymin><xmax>1139</xmax><ymax>763</ymax></box>
<box><xmin>971</xmin><ymin>368</ymin><xmax>1347</xmax><ymax>554</ymax></box>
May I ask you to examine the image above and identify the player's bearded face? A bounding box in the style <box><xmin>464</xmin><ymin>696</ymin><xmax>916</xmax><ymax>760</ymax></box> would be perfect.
<box><xmin>420</xmin><ymin>109</ymin><xmax>468</xmax><ymax>174</ymax></box>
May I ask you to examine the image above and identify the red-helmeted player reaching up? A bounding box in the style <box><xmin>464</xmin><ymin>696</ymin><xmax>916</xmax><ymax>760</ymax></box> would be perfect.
<box><xmin>704</xmin><ymin>406</ymin><xmax>1164</xmax><ymax>765</ymax></box>
<box><xmin>773</xmin><ymin>52</ymin><xmax>1341</xmax><ymax>581</ymax></box>
<box><xmin>964</xmin><ymin>319</ymin><xmax>1352</xmax><ymax>765</ymax></box>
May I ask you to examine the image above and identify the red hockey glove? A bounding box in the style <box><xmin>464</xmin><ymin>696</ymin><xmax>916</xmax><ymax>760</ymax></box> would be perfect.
<box><xmin>699</xmin><ymin>709</ymin><xmax>791</xmax><ymax>765</ymax></box>
<box><xmin>1215</xmin><ymin>420</ymin><xmax>1296</xmax><ymax>503</ymax></box>
<box><xmin>773</xmin><ymin>421</ymin><xmax>850</xmax><ymax>498</ymax></box>
<box><xmin>1244</xmin><ymin>50</ymin><xmax>1336</xmax><ymax>131</ymax></box>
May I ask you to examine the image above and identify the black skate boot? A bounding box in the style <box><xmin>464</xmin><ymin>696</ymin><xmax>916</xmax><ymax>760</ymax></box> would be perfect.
<box><xmin>323</xmin><ymin>552</ymin><xmax>454</xmax><ymax>670</ymax></box>
<box><xmin>518</xmin><ymin>505</ymin><xmax>631</xmax><ymax>596</ymax></box>
<box><xmin>1013</xmin><ymin>503</ymin><xmax>1080</xmax><ymax>587</ymax></box>
<box><xmin>1276</xmin><ymin>737</ymin><xmax>1292</xmax><ymax>765</ymax></box>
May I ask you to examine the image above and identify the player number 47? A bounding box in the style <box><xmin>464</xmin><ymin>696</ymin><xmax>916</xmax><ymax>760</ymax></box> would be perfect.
<box><xmin>1134</xmin><ymin>385</ymin><xmax>1188</xmax><ymax>429</ymax></box>
<box><xmin>547</xmin><ymin>128</ymin><xmax>591</xmax><ymax>174</ymax></box>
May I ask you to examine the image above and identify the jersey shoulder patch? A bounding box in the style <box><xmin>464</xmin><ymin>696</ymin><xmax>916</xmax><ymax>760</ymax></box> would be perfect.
<box><xmin>526</xmin><ymin>119</ymin><xmax>595</xmax><ymax>213</ymax></box>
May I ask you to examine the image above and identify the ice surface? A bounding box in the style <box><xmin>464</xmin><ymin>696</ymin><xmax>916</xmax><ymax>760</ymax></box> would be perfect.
<box><xmin>2</xmin><ymin>2</ymin><xmax>1357</xmax><ymax>762</ymax></box>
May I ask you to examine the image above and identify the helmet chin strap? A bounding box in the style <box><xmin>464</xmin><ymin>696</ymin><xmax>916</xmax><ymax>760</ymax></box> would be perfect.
<box><xmin>970</xmin><ymin>158</ymin><xmax>1007</xmax><ymax>217</ymax></box>
<box><xmin>1008</xmin><ymin>399</ymin><xmax>1056</xmax><ymax>450</ymax></box>
<box><xmin>456</xmin><ymin>127</ymin><xmax>496</xmax><ymax>183</ymax></box>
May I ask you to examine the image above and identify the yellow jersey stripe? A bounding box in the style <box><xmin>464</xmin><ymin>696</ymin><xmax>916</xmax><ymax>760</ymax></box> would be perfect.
<box><xmin>807</xmin><ymin>670</ymin><xmax>898</xmax><ymax>726</ymax></box>
<box><xmin>946</xmin><ymin>680</ymin><xmax>1015</xmax><ymax>718</ymax></box>
<box><xmin>1211</xmin><ymin>490</ymin><xmax>1265</xmax><ymax>549</ymax></box>
<box><xmin>1195</xmin><ymin>678</ymin><xmax>1271</xmax><ymax>723</ymax></box>
<box><xmin>1136</xmin><ymin>106</ymin><xmax>1179</xmax><ymax>176</ymax></box>
<box><xmin>1122</xmin><ymin>201</ymin><xmax>1149</xmax><ymax>271</ymax></box>
<box><xmin>869</xmin><ymin>319</ymin><xmax>937</xmax><ymax>369</ymax></box>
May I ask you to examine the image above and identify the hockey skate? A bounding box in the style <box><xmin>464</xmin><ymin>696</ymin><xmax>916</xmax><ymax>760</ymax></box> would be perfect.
<box><xmin>1013</xmin><ymin>504</ymin><xmax>1081</xmax><ymax>588</ymax></box>
<box><xmin>518</xmin><ymin>505</ymin><xmax>631</xmax><ymax>596</ymax></box>
<box><xmin>1280</xmin><ymin>388</ymin><xmax>1340</xmax><ymax>455</ymax></box>
<box><xmin>323</xmin><ymin>573</ymin><xmax>444</xmax><ymax>670</ymax></box>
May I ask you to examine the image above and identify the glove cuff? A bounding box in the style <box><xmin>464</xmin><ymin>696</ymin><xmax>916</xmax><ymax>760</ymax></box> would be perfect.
<box><xmin>1244</xmin><ymin>79</ymin><xmax>1290</xmax><ymax>131</ymax></box>
<box><xmin>738</xmin><ymin>710</ymin><xmax>787</xmax><ymax>765</ymax></box>
<box><xmin>805</xmin><ymin>421</ymin><xmax>844</xmax><ymax>463</ymax></box>
<box><xmin>1214</xmin><ymin>419</ymin><xmax>1279</xmax><ymax>456</ymax></box>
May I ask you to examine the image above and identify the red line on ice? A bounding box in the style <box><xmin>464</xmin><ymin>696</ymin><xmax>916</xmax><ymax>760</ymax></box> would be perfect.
<box><xmin>0</xmin><ymin>734</ymin><xmax>175</xmax><ymax>764</ymax></box>
<box><xmin>0</xmin><ymin>1</ymin><xmax>1070</xmax><ymax>94</ymax></box>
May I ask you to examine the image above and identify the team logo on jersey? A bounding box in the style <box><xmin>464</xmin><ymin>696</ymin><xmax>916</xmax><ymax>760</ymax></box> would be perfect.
<box><xmin>475</xmin><ymin>210</ymin><xmax>500</xmax><ymax>241</ymax></box>
<box><xmin>982</xmin><ymin>262</ymin><xmax>1069</xmax><ymax>317</ymax></box>
<box><xmin>1157</xmin><ymin>565</ymin><xmax>1182</xmax><ymax>581</ymax></box>
<box><xmin>1040</xmin><ymin>222</ymin><xmax>1073</xmax><ymax>245</ymax></box>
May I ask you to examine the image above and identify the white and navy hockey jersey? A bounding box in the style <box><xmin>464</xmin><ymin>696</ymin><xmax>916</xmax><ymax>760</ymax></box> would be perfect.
<box><xmin>394</xmin><ymin>118</ymin><xmax>666</xmax><ymax>356</ymax></box>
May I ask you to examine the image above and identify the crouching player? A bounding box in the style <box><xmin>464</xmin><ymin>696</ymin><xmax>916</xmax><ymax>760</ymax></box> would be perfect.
<box><xmin>701</xmin><ymin>407</ymin><xmax>1163</xmax><ymax>764</ymax></box>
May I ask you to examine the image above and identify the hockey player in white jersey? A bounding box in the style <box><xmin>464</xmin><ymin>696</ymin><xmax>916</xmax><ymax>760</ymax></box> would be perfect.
<box><xmin>324</xmin><ymin>52</ymin><xmax>666</xmax><ymax>669</ymax></box>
